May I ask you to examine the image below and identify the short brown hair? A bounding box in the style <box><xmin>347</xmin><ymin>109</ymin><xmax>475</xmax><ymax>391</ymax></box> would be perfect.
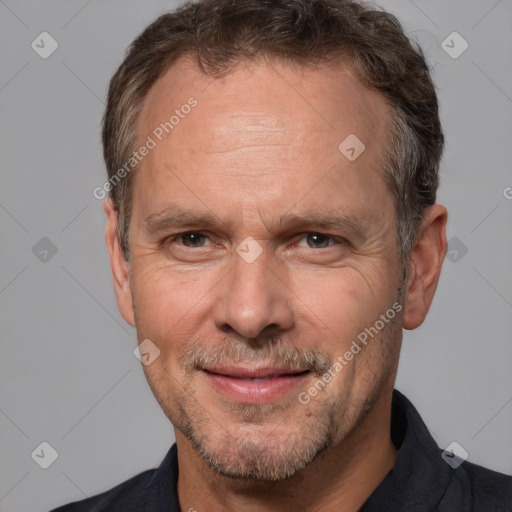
<box><xmin>102</xmin><ymin>0</ymin><xmax>444</xmax><ymax>263</ymax></box>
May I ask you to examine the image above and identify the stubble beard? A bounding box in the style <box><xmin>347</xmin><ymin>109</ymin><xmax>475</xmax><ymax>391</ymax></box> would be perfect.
<box><xmin>143</xmin><ymin>316</ymin><xmax>401</xmax><ymax>483</ymax></box>
<box><xmin>139</xmin><ymin>277</ymin><xmax>405</xmax><ymax>483</ymax></box>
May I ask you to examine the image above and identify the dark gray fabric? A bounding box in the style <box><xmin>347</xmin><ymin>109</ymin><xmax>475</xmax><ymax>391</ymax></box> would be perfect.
<box><xmin>359</xmin><ymin>391</ymin><xmax>512</xmax><ymax>511</ymax></box>
<box><xmin>50</xmin><ymin>390</ymin><xmax>512</xmax><ymax>511</ymax></box>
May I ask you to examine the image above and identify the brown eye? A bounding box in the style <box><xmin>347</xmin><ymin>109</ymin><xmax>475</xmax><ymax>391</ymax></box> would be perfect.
<box><xmin>176</xmin><ymin>232</ymin><xmax>210</xmax><ymax>248</ymax></box>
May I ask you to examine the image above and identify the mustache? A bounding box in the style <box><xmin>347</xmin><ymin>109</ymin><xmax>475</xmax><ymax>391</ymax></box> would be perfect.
<box><xmin>182</xmin><ymin>336</ymin><xmax>333</xmax><ymax>375</ymax></box>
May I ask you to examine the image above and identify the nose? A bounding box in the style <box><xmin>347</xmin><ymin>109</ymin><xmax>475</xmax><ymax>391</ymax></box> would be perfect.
<box><xmin>212</xmin><ymin>248</ymin><xmax>294</xmax><ymax>340</ymax></box>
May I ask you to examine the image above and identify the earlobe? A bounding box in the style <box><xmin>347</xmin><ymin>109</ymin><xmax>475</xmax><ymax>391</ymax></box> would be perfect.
<box><xmin>402</xmin><ymin>204</ymin><xmax>448</xmax><ymax>330</ymax></box>
<box><xmin>104</xmin><ymin>198</ymin><xmax>136</xmax><ymax>327</ymax></box>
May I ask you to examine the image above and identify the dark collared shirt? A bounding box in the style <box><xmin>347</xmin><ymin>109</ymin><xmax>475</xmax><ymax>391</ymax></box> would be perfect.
<box><xmin>50</xmin><ymin>390</ymin><xmax>512</xmax><ymax>511</ymax></box>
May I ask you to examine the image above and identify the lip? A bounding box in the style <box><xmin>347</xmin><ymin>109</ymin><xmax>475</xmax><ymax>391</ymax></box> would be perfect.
<box><xmin>203</xmin><ymin>366</ymin><xmax>310</xmax><ymax>403</ymax></box>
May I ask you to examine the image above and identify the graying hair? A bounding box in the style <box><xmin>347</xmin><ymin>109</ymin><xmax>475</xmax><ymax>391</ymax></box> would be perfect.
<box><xmin>102</xmin><ymin>0</ymin><xmax>444</xmax><ymax>263</ymax></box>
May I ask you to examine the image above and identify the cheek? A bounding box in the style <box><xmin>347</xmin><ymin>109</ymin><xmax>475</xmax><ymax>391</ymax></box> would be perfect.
<box><xmin>130</xmin><ymin>263</ymin><xmax>213</xmax><ymax>347</ymax></box>
<box><xmin>291</xmin><ymin>268</ymin><xmax>390</xmax><ymax>347</ymax></box>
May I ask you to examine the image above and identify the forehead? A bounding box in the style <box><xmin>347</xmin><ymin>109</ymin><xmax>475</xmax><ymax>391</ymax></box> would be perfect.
<box><xmin>139</xmin><ymin>56</ymin><xmax>390</xmax><ymax>146</ymax></box>
<box><xmin>133</xmin><ymin>56</ymin><xmax>394</xmax><ymax>228</ymax></box>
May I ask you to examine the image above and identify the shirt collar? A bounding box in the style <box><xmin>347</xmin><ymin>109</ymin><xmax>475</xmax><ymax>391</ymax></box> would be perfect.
<box><xmin>360</xmin><ymin>389</ymin><xmax>453</xmax><ymax>511</ymax></box>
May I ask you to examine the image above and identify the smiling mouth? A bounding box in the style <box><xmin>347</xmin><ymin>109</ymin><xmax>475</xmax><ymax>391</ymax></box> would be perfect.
<box><xmin>223</xmin><ymin>374</ymin><xmax>307</xmax><ymax>382</ymax></box>
<box><xmin>202</xmin><ymin>366</ymin><xmax>311</xmax><ymax>403</ymax></box>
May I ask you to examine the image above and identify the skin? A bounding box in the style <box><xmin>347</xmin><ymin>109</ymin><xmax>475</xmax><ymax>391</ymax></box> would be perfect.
<box><xmin>104</xmin><ymin>56</ymin><xmax>447</xmax><ymax>512</ymax></box>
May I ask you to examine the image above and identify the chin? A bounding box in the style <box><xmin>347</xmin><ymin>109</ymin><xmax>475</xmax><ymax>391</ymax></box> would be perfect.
<box><xmin>177</xmin><ymin>402</ymin><xmax>337</xmax><ymax>482</ymax></box>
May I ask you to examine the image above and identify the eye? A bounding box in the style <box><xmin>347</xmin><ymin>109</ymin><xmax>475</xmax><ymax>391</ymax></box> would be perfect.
<box><xmin>173</xmin><ymin>232</ymin><xmax>211</xmax><ymax>248</ymax></box>
<box><xmin>296</xmin><ymin>233</ymin><xmax>339</xmax><ymax>249</ymax></box>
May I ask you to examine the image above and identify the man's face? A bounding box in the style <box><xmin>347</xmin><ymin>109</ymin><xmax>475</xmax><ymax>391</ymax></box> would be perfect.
<box><xmin>119</xmin><ymin>58</ymin><xmax>405</xmax><ymax>480</ymax></box>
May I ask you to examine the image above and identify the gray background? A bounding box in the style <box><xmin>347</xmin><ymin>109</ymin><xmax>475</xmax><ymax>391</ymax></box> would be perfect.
<box><xmin>1</xmin><ymin>1</ymin><xmax>511</xmax><ymax>510</ymax></box>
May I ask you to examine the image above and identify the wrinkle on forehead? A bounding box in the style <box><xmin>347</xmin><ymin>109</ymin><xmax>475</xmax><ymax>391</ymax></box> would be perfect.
<box><xmin>131</xmin><ymin>57</ymin><xmax>395</xmax><ymax>242</ymax></box>
<box><xmin>138</xmin><ymin>56</ymin><xmax>391</xmax><ymax>154</ymax></box>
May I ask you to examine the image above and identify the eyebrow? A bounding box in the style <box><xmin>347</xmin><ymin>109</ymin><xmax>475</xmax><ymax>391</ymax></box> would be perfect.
<box><xmin>144</xmin><ymin>205</ymin><xmax>225</xmax><ymax>235</ymax></box>
<box><xmin>144</xmin><ymin>204</ymin><xmax>369</xmax><ymax>241</ymax></box>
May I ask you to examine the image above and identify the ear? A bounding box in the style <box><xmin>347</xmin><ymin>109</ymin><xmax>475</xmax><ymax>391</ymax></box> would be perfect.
<box><xmin>402</xmin><ymin>204</ymin><xmax>448</xmax><ymax>330</ymax></box>
<box><xmin>104</xmin><ymin>198</ymin><xmax>136</xmax><ymax>327</ymax></box>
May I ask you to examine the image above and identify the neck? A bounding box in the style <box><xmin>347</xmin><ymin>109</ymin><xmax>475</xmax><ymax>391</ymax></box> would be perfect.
<box><xmin>176</xmin><ymin>390</ymin><xmax>397</xmax><ymax>512</ymax></box>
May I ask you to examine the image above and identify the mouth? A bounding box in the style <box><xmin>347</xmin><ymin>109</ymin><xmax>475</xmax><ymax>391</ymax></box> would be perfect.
<box><xmin>203</xmin><ymin>366</ymin><xmax>311</xmax><ymax>403</ymax></box>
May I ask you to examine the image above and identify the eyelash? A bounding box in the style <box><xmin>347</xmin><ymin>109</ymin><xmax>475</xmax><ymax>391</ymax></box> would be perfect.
<box><xmin>166</xmin><ymin>231</ymin><xmax>343</xmax><ymax>250</ymax></box>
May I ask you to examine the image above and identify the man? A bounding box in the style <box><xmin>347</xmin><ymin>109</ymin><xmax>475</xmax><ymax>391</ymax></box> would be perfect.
<box><xmin>52</xmin><ymin>0</ymin><xmax>512</xmax><ymax>510</ymax></box>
